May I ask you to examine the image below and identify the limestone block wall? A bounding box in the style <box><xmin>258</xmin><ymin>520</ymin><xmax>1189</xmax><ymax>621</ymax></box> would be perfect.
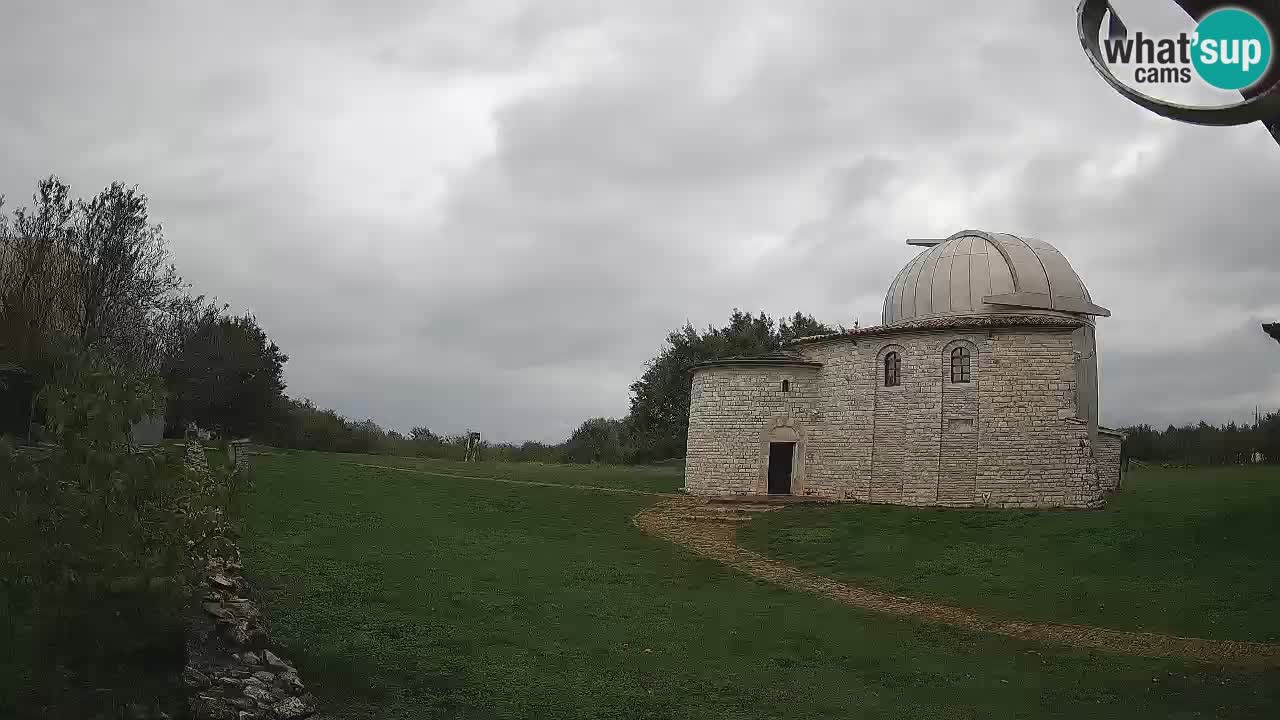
<box><xmin>685</xmin><ymin>323</ymin><xmax>1106</xmax><ymax>509</ymax></box>
<box><xmin>797</xmin><ymin>330</ymin><xmax>993</xmax><ymax>504</ymax></box>
<box><xmin>870</xmin><ymin>341</ymin><xmax>942</xmax><ymax>505</ymax></box>
<box><xmin>1096</xmin><ymin>431</ymin><xmax>1124</xmax><ymax>491</ymax></box>
<box><xmin>974</xmin><ymin>331</ymin><xmax>1103</xmax><ymax>508</ymax></box>
<box><xmin>684</xmin><ymin>366</ymin><xmax>819</xmax><ymax>495</ymax></box>
<box><xmin>938</xmin><ymin>340</ymin><xmax>980</xmax><ymax>506</ymax></box>
<box><xmin>796</xmin><ymin>342</ymin><xmax>873</xmax><ymax>499</ymax></box>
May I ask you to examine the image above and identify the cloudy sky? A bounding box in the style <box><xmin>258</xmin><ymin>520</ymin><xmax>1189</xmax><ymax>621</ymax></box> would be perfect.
<box><xmin>2</xmin><ymin>0</ymin><xmax>1277</xmax><ymax>442</ymax></box>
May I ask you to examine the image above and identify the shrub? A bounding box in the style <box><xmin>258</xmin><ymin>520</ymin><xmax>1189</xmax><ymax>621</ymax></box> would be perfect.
<box><xmin>0</xmin><ymin>367</ymin><xmax>243</xmax><ymax>718</ymax></box>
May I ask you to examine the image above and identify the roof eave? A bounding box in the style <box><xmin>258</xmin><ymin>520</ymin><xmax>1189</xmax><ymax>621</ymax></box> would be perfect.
<box><xmin>785</xmin><ymin>313</ymin><xmax>1088</xmax><ymax>347</ymax></box>
<box><xmin>691</xmin><ymin>358</ymin><xmax>823</xmax><ymax>372</ymax></box>
<box><xmin>984</xmin><ymin>293</ymin><xmax>1112</xmax><ymax>317</ymax></box>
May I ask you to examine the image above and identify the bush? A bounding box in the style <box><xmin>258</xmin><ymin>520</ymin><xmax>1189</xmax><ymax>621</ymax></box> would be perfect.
<box><xmin>0</xmin><ymin>368</ymin><xmax>243</xmax><ymax>718</ymax></box>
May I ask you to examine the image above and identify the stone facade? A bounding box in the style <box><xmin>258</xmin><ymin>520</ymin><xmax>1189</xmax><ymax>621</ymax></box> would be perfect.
<box><xmin>1096</xmin><ymin>429</ymin><xmax>1125</xmax><ymax>491</ymax></box>
<box><xmin>685</xmin><ymin>321</ymin><xmax>1122</xmax><ymax>508</ymax></box>
<box><xmin>684</xmin><ymin>231</ymin><xmax>1125</xmax><ymax>510</ymax></box>
<box><xmin>686</xmin><ymin>365</ymin><xmax>820</xmax><ymax>495</ymax></box>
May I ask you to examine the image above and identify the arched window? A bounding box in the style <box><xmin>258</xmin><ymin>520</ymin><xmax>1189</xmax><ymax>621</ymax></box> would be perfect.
<box><xmin>884</xmin><ymin>352</ymin><xmax>901</xmax><ymax>387</ymax></box>
<box><xmin>781</xmin><ymin>379</ymin><xmax>790</xmax><ymax>393</ymax></box>
<box><xmin>951</xmin><ymin>346</ymin><xmax>971</xmax><ymax>383</ymax></box>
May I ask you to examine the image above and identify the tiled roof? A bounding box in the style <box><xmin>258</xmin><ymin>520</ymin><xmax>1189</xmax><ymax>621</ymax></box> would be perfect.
<box><xmin>691</xmin><ymin>351</ymin><xmax>823</xmax><ymax>371</ymax></box>
<box><xmin>786</xmin><ymin>313</ymin><xmax>1086</xmax><ymax>347</ymax></box>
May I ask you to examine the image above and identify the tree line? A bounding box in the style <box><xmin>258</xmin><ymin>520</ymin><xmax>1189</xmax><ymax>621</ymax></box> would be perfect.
<box><xmin>251</xmin><ymin>309</ymin><xmax>840</xmax><ymax>463</ymax></box>
<box><xmin>0</xmin><ymin>177</ymin><xmax>290</xmax><ymax>444</ymax></box>
<box><xmin>0</xmin><ymin>180</ymin><xmax>840</xmax><ymax>465</ymax></box>
<box><xmin>1120</xmin><ymin>417</ymin><xmax>1280</xmax><ymax>466</ymax></box>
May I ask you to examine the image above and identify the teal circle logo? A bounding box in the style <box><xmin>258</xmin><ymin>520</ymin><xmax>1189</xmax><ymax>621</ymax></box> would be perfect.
<box><xmin>1192</xmin><ymin>8</ymin><xmax>1273</xmax><ymax>90</ymax></box>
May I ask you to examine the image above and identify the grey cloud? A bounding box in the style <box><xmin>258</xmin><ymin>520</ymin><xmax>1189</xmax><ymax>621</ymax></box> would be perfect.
<box><xmin>2</xmin><ymin>0</ymin><xmax>1277</xmax><ymax>442</ymax></box>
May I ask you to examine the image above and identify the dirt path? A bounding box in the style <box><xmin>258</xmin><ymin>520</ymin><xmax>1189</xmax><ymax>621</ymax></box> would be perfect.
<box><xmin>634</xmin><ymin>496</ymin><xmax>1280</xmax><ymax>670</ymax></box>
<box><xmin>349</xmin><ymin>462</ymin><xmax>1279</xmax><ymax>668</ymax></box>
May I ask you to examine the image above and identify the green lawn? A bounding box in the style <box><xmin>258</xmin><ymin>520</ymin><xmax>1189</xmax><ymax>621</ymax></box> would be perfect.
<box><xmin>739</xmin><ymin>466</ymin><xmax>1280</xmax><ymax>642</ymax></box>
<box><xmin>324</xmin><ymin>452</ymin><xmax>684</xmax><ymax>494</ymax></box>
<box><xmin>242</xmin><ymin>453</ymin><xmax>1280</xmax><ymax>719</ymax></box>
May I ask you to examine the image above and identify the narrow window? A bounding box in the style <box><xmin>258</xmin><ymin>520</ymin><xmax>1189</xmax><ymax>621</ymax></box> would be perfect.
<box><xmin>951</xmin><ymin>347</ymin><xmax>971</xmax><ymax>383</ymax></box>
<box><xmin>884</xmin><ymin>352</ymin><xmax>900</xmax><ymax>387</ymax></box>
<box><xmin>781</xmin><ymin>379</ymin><xmax>790</xmax><ymax>392</ymax></box>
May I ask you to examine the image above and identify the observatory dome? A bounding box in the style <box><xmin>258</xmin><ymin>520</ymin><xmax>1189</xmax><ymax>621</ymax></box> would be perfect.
<box><xmin>881</xmin><ymin>230</ymin><xmax>1109</xmax><ymax>326</ymax></box>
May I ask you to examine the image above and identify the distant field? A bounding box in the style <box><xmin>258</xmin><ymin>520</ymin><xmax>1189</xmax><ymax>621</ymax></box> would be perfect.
<box><xmin>242</xmin><ymin>453</ymin><xmax>1280</xmax><ymax>719</ymax></box>
<box><xmin>740</xmin><ymin>466</ymin><xmax>1280</xmax><ymax>642</ymax></box>
<box><xmin>329</xmin><ymin>452</ymin><xmax>684</xmax><ymax>494</ymax></box>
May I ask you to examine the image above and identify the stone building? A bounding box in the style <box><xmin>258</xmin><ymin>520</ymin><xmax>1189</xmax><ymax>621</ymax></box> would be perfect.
<box><xmin>684</xmin><ymin>230</ymin><xmax>1126</xmax><ymax>509</ymax></box>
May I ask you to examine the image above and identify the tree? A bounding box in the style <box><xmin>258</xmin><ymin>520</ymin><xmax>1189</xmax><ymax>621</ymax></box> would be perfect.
<box><xmin>67</xmin><ymin>181</ymin><xmax>181</xmax><ymax>371</ymax></box>
<box><xmin>626</xmin><ymin>310</ymin><xmax>839</xmax><ymax>461</ymax></box>
<box><xmin>0</xmin><ymin>180</ymin><xmax>80</xmax><ymax>380</ymax></box>
<box><xmin>409</xmin><ymin>426</ymin><xmax>438</xmax><ymax>442</ymax></box>
<box><xmin>1</xmin><ymin>365</ymin><xmax>240</xmax><ymax>716</ymax></box>
<box><xmin>164</xmin><ymin>312</ymin><xmax>288</xmax><ymax>438</ymax></box>
<box><xmin>1261</xmin><ymin>411</ymin><xmax>1280</xmax><ymax>463</ymax></box>
<box><xmin>563</xmin><ymin>417</ymin><xmax>635</xmax><ymax>464</ymax></box>
<box><xmin>0</xmin><ymin>177</ymin><xmax>182</xmax><ymax>383</ymax></box>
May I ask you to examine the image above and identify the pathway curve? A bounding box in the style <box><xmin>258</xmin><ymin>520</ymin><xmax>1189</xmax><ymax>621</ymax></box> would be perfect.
<box><xmin>634</xmin><ymin>496</ymin><xmax>1280</xmax><ymax>670</ymax></box>
<box><xmin>349</xmin><ymin>461</ymin><xmax>1280</xmax><ymax>669</ymax></box>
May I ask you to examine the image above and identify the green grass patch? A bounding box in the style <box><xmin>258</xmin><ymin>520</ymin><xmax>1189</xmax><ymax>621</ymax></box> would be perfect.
<box><xmin>316</xmin><ymin>451</ymin><xmax>684</xmax><ymax>494</ymax></box>
<box><xmin>242</xmin><ymin>454</ymin><xmax>1279</xmax><ymax>719</ymax></box>
<box><xmin>739</xmin><ymin>466</ymin><xmax>1280</xmax><ymax>642</ymax></box>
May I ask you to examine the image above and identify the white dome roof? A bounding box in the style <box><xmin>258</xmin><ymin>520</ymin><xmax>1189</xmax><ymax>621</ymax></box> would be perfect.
<box><xmin>882</xmin><ymin>230</ymin><xmax>1109</xmax><ymax>325</ymax></box>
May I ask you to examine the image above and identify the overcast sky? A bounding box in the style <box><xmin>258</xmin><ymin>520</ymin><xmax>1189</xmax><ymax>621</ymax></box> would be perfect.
<box><xmin>3</xmin><ymin>1</ymin><xmax>1277</xmax><ymax>442</ymax></box>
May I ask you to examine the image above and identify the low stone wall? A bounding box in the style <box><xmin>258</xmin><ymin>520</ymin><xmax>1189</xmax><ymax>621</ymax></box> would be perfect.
<box><xmin>185</xmin><ymin>555</ymin><xmax>322</xmax><ymax>720</ymax></box>
<box><xmin>181</xmin><ymin>440</ymin><xmax>326</xmax><ymax>720</ymax></box>
<box><xmin>228</xmin><ymin>439</ymin><xmax>252</xmax><ymax>476</ymax></box>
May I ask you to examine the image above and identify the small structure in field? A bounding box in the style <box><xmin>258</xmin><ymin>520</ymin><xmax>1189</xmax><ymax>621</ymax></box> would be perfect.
<box><xmin>0</xmin><ymin>364</ymin><xmax>33</xmax><ymax>442</ymax></box>
<box><xmin>684</xmin><ymin>230</ymin><xmax>1125</xmax><ymax>509</ymax></box>
<box><xmin>129</xmin><ymin>406</ymin><xmax>166</xmax><ymax>447</ymax></box>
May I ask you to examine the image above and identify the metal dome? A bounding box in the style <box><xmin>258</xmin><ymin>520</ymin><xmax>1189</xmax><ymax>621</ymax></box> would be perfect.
<box><xmin>882</xmin><ymin>230</ymin><xmax>1109</xmax><ymax>325</ymax></box>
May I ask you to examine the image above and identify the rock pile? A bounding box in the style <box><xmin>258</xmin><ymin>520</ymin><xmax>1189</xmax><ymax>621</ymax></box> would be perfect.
<box><xmin>185</xmin><ymin>439</ymin><xmax>211</xmax><ymax>474</ymax></box>
<box><xmin>180</xmin><ymin>440</ymin><xmax>327</xmax><ymax>720</ymax></box>
<box><xmin>184</xmin><ymin>554</ymin><xmax>323</xmax><ymax>720</ymax></box>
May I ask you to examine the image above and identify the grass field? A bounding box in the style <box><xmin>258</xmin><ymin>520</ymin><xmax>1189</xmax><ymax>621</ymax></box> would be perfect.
<box><xmin>242</xmin><ymin>453</ymin><xmax>1280</xmax><ymax>719</ymax></box>
<box><xmin>739</xmin><ymin>466</ymin><xmax>1280</xmax><ymax>642</ymax></box>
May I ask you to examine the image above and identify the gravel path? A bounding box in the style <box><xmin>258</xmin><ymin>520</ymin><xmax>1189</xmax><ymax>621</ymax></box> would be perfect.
<box><xmin>634</xmin><ymin>496</ymin><xmax>1280</xmax><ymax>669</ymax></box>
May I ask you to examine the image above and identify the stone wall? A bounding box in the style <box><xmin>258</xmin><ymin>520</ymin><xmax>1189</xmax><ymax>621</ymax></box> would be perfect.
<box><xmin>938</xmin><ymin>340</ymin><xmax>980</xmax><ymax>506</ymax></box>
<box><xmin>974</xmin><ymin>332</ymin><xmax>1102</xmax><ymax>509</ymax></box>
<box><xmin>1096</xmin><ymin>430</ymin><xmax>1124</xmax><ymax>491</ymax></box>
<box><xmin>181</xmin><ymin>440</ymin><xmax>322</xmax><ymax>720</ymax></box>
<box><xmin>685</xmin><ymin>366</ymin><xmax>819</xmax><ymax>495</ymax></box>
<box><xmin>684</xmin><ymin>323</ymin><xmax>1107</xmax><ymax>509</ymax></box>
<box><xmin>228</xmin><ymin>439</ymin><xmax>252</xmax><ymax>476</ymax></box>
